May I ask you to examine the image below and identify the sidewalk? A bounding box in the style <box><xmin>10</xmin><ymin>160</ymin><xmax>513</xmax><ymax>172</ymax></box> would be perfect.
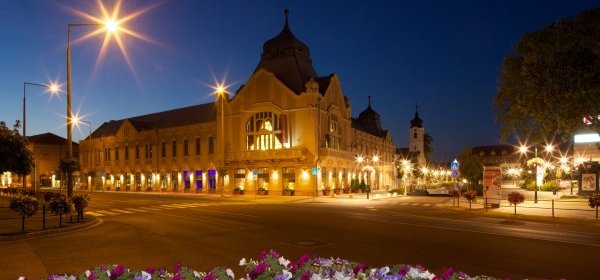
<box><xmin>0</xmin><ymin>196</ymin><xmax>100</xmax><ymax>242</ymax></box>
<box><xmin>438</xmin><ymin>195</ymin><xmax>598</xmax><ymax>221</ymax></box>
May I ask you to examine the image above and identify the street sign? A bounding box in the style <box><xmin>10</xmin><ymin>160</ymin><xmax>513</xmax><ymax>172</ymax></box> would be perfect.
<box><xmin>451</xmin><ymin>170</ymin><xmax>459</xmax><ymax>179</ymax></box>
<box><xmin>311</xmin><ymin>167</ymin><xmax>318</xmax><ymax>175</ymax></box>
<box><xmin>451</xmin><ymin>159</ymin><xmax>459</xmax><ymax>170</ymax></box>
<box><xmin>253</xmin><ymin>169</ymin><xmax>258</xmax><ymax>176</ymax></box>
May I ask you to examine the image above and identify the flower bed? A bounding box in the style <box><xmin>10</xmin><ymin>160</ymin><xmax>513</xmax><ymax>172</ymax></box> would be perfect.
<box><xmin>29</xmin><ymin>250</ymin><xmax>502</xmax><ymax>280</ymax></box>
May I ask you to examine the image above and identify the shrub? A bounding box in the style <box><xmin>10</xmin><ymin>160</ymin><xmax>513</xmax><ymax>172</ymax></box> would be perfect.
<box><xmin>9</xmin><ymin>195</ymin><xmax>39</xmax><ymax>232</ymax></box>
<box><xmin>71</xmin><ymin>194</ymin><xmax>90</xmax><ymax>221</ymax></box>
<box><xmin>589</xmin><ymin>193</ymin><xmax>600</xmax><ymax>208</ymax></box>
<box><xmin>388</xmin><ymin>186</ymin><xmax>405</xmax><ymax>195</ymax></box>
<box><xmin>10</xmin><ymin>195</ymin><xmax>39</xmax><ymax>218</ymax></box>
<box><xmin>541</xmin><ymin>180</ymin><xmax>559</xmax><ymax>192</ymax></box>
<box><xmin>463</xmin><ymin>189</ymin><xmax>477</xmax><ymax>209</ymax></box>
<box><xmin>48</xmin><ymin>195</ymin><xmax>72</xmax><ymax>226</ymax></box>
<box><xmin>507</xmin><ymin>191</ymin><xmax>525</xmax><ymax>216</ymax></box>
<box><xmin>408</xmin><ymin>189</ymin><xmax>428</xmax><ymax>196</ymax></box>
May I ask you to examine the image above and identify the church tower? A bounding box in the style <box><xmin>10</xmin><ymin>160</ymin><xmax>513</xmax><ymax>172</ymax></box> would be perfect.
<box><xmin>409</xmin><ymin>105</ymin><xmax>426</xmax><ymax>166</ymax></box>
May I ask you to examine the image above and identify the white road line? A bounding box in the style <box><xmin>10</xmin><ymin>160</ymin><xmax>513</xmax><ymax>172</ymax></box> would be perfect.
<box><xmin>422</xmin><ymin>203</ymin><xmax>431</xmax><ymax>206</ymax></box>
<box><xmin>111</xmin><ymin>209</ymin><xmax>134</xmax><ymax>214</ymax></box>
<box><xmin>96</xmin><ymin>210</ymin><xmax>119</xmax><ymax>216</ymax></box>
<box><xmin>85</xmin><ymin>212</ymin><xmax>105</xmax><ymax>217</ymax></box>
<box><xmin>125</xmin><ymin>208</ymin><xmax>147</xmax><ymax>212</ymax></box>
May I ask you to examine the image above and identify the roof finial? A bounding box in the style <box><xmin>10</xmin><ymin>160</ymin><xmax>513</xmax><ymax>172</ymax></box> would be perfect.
<box><xmin>284</xmin><ymin>8</ymin><xmax>289</xmax><ymax>25</ymax></box>
<box><xmin>368</xmin><ymin>95</ymin><xmax>372</xmax><ymax>108</ymax></box>
<box><xmin>415</xmin><ymin>103</ymin><xmax>419</xmax><ymax>115</ymax></box>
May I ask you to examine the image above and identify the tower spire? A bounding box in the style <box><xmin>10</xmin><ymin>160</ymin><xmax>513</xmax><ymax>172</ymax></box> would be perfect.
<box><xmin>368</xmin><ymin>95</ymin><xmax>372</xmax><ymax>108</ymax></box>
<box><xmin>284</xmin><ymin>8</ymin><xmax>289</xmax><ymax>26</ymax></box>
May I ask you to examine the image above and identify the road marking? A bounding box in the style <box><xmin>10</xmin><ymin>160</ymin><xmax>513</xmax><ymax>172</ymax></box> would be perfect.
<box><xmin>368</xmin><ymin>209</ymin><xmax>378</xmax><ymax>211</ymax></box>
<box><xmin>376</xmin><ymin>209</ymin><xmax>600</xmax><ymax>247</ymax></box>
<box><xmin>85</xmin><ymin>212</ymin><xmax>105</xmax><ymax>217</ymax></box>
<box><xmin>125</xmin><ymin>208</ymin><xmax>147</xmax><ymax>212</ymax></box>
<box><xmin>188</xmin><ymin>208</ymin><xmax>260</xmax><ymax>218</ymax></box>
<box><xmin>111</xmin><ymin>209</ymin><xmax>134</xmax><ymax>214</ymax></box>
<box><xmin>96</xmin><ymin>210</ymin><xmax>120</xmax><ymax>216</ymax></box>
<box><xmin>411</xmin><ymin>203</ymin><xmax>420</xmax><ymax>206</ymax></box>
<box><xmin>161</xmin><ymin>204</ymin><xmax>187</xmax><ymax>208</ymax></box>
<box><xmin>422</xmin><ymin>203</ymin><xmax>431</xmax><ymax>206</ymax></box>
<box><xmin>139</xmin><ymin>207</ymin><xmax>159</xmax><ymax>211</ymax></box>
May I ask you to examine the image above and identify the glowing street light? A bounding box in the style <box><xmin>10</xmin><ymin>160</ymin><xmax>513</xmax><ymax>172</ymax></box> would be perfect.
<box><xmin>21</xmin><ymin>81</ymin><xmax>60</xmax><ymax>190</ymax></box>
<box><xmin>211</xmin><ymin>81</ymin><xmax>229</xmax><ymax>198</ymax></box>
<box><xmin>545</xmin><ymin>144</ymin><xmax>555</xmax><ymax>153</ymax></box>
<box><xmin>63</xmin><ymin>0</ymin><xmax>153</xmax><ymax>197</ymax></box>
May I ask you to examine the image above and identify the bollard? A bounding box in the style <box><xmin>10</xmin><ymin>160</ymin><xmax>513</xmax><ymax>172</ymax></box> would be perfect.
<box><xmin>552</xmin><ymin>199</ymin><xmax>554</xmax><ymax>219</ymax></box>
<box><xmin>485</xmin><ymin>197</ymin><xmax>488</xmax><ymax>212</ymax></box>
<box><xmin>42</xmin><ymin>205</ymin><xmax>46</xmax><ymax>229</ymax></box>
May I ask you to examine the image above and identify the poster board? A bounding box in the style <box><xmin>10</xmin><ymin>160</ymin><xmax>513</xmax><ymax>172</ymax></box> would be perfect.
<box><xmin>483</xmin><ymin>166</ymin><xmax>502</xmax><ymax>207</ymax></box>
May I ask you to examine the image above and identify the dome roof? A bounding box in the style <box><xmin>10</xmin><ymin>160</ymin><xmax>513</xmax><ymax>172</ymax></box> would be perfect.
<box><xmin>254</xmin><ymin>9</ymin><xmax>318</xmax><ymax>94</ymax></box>
<box><xmin>411</xmin><ymin>105</ymin><xmax>423</xmax><ymax>128</ymax></box>
<box><xmin>353</xmin><ymin>96</ymin><xmax>385</xmax><ymax>137</ymax></box>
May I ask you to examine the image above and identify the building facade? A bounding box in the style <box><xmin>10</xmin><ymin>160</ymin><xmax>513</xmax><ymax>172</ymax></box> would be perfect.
<box><xmin>1</xmin><ymin>133</ymin><xmax>79</xmax><ymax>190</ymax></box>
<box><xmin>79</xmin><ymin>11</ymin><xmax>396</xmax><ymax>195</ymax></box>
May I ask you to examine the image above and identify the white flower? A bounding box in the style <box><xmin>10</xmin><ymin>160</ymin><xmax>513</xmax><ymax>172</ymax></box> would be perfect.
<box><xmin>141</xmin><ymin>271</ymin><xmax>152</xmax><ymax>280</ymax></box>
<box><xmin>193</xmin><ymin>270</ymin><xmax>201</xmax><ymax>278</ymax></box>
<box><xmin>68</xmin><ymin>276</ymin><xmax>76</xmax><ymax>280</ymax></box>
<box><xmin>106</xmin><ymin>270</ymin><xmax>111</xmax><ymax>277</ymax></box>
<box><xmin>281</xmin><ymin>269</ymin><xmax>293</xmax><ymax>280</ymax></box>
<box><xmin>18</xmin><ymin>277</ymin><xmax>25</xmax><ymax>280</ymax></box>
<box><xmin>226</xmin><ymin>268</ymin><xmax>235</xmax><ymax>279</ymax></box>
<box><xmin>239</xmin><ymin>258</ymin><xmax>246</xmax><ymax>266</ymax></box>
<box><xmin>278</xmin><ymin>256</ymin><xmax>291</xmax><ymax>267</ymax></box>
<box><xmin>419</xmin><ymin>270</ymin><xmax>435</xmax><ymax>280</ymax></box>
<box><xmin>379</xmin><ymin>266</ymin><xmax>390</xmax><ymax>276</ymax></box>
<box><xmin>370</xmin><ymin>268</ymin><xmax>377</xmax><ymax>275</ymax></box>
<box><xmin>333</xmin><ymin>271</ymin><xmax>350</xmax><ymax>280</ymax></box>
<box><xmin>85</xmin><ymin>270</ymin><xmax>91</xmax><ymax>278</ymax></box>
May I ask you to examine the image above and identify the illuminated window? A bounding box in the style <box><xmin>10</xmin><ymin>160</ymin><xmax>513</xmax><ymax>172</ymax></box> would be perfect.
<box><xmin>246</xmin><ymin>112</ymin><xmax>288</xmax><ymax>150</ymax></box>
<box><xmin>327</xmin><ymin>114</ymin><xmax>340</xmax><ymax>149</ymax></box>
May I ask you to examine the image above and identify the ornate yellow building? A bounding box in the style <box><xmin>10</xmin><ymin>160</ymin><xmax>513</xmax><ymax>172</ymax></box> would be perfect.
<box><xmin>80</xmin><ymin>11</ymin><xmax>396</xmax><ymax>196</ymax></box>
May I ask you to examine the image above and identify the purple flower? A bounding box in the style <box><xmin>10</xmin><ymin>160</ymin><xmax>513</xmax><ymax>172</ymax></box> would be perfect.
<box><xmin>88</xmin><ymin>271</ymin><xmax>96</xmax><ymax>280</ymax></box>
<box><xmin>145</xmin><ymin>267</ymin><xmax>156</xmax><ymax>274</ymax></box>
<box><xmin>398</xmin><ymin>265</ymin><xmax>409</xmax><ymax>276</ymax></box>
<box><xmin>172</xmin><ymin>273</ymin><xmax>181</xmax><ymax>280</ymax></box>
<box><xmin>112</xmin><ymin>264</ymin><xmax>126</xmax><ymax>277</ymax></box>
<box><xmin>258</xmin><ymin>251</ymin><xmax>267</xmax><ymax>260</ymax></box>
<box><xmin>353</xmin><ymin>263</ymin><xmax>368</xmax><ymax>274</ymax></box>
<box><xmin>442</xmin><ymin>267</ymin><xmax>454</xmax><ymax>280</ymax></box>
<box><xmin>249</xmin><ymin>262</ymin><xmax>267</xmax><ymax>279</ymax></box>
<box><xmin>296</xmin><ymin>253</ymin><xmax>311</xmax><ymax>267</ymax></box>
<box><xmin>204</xmin><ymin>272</ymin><xmax>215</xmax><ymax>280</ymax></box>
<box><xmin>269</xmin><ymin>249</ymin><xmax>280</xmax><ymax>259</ymax></box>
<box><xmin>173</xmin><ymin>262</ymin><xmax>182</xmax><ymax>273</ymax></box>
<box><xmin>300</xmin><ymin>271</ymin><xmax>311</xmax><ymax>280</ymax></box>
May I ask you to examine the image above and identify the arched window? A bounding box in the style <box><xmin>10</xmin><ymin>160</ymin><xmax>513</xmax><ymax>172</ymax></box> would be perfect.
<box><xmin>246</xmin><ymin>112</ymin><xmax>287</xmax><ymax>150</ymax></box>
<box><xmin>327</xmin><ymin>114</ymin><xmax>340</xmax><ymax>149</ymax></box>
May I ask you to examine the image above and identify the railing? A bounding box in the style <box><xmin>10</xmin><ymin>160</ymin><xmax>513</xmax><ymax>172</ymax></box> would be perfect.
<box><xmin>449</xmin><ymin>196</ymin><xmax>598</xmax><ymax>220</ymax></box>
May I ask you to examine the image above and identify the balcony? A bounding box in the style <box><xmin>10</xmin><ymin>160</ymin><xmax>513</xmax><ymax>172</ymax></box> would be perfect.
<box><xmin>319</xmin><ymin>148</ymin><xmax>354</xmax><ymax>159</ymax></box>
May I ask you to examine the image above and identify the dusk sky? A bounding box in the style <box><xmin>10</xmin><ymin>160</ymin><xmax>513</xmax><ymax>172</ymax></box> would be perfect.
<box><xmin>1</xmin><ymin>0</ymin><xmax>598</xmax><ymax>161</ymax></box>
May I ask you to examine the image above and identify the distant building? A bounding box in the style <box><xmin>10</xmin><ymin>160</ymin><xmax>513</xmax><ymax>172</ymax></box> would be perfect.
<box><xmin>79</xmin><ymin>10</ymin><xmax>397</xmax><ymax>195</ymax></box>
<box><xmin>396</xmin><ymin>106</ymin><xmax>426</xmax><ymax>166</ymax></box>
<box><xmin>0</xmin><ymin>133</ymin><xmax>79</xmax><ymax>190</ymax></box>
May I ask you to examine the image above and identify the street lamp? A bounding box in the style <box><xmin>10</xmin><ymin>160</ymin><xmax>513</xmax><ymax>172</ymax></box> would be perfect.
<box><xmin>72</xmin><ymin>116</ymin><xmax>92</xmax><ymax>191</ymax></box>
<box><xmin>65</xmin><ymin>20</ymin><xmax>120</xmax><ymax>197</ymax></box>
<box><xmin>355</xmin><ymin>155</ymin><xmax>378</xmax><ymax>199</ymax></box>
<box><xmin>22</xmin><ymin>81</ymin><xmax>60</xmax><ymax>190</ymax></box>
<box><xmin>215</xmin><ymin>83</ymin><xmax>227</xmax><ymax>198</ymax></box>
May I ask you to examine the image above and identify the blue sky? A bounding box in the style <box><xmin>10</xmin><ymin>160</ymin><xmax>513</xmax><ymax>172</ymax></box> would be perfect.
<box><xmin>0</xmin><ymin>0</ymin><xmax>598</xmax><ymax>161</ymax></box>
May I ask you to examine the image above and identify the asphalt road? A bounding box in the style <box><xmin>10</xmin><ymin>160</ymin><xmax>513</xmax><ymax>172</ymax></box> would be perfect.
<box><xmin>1</xmin><ymin>192</ymin><xmax>599</xmax><ymax>279</ymax></box>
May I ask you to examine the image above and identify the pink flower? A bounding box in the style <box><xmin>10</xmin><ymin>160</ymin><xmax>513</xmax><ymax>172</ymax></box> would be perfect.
<box><xmin>249</xmin><ymin>262</ymin><xmax>267</xmax><ymax>279</ymax></box>
<box><xmin>296</xmin><ymin>253</ymin><xmax>311</xmax><ymax>267</ymax></box>
<box><xmin>173</xmin><ymin>262</ymin><xmax>182</xmax><ymax>273</ymax></box>
<box><xmin>353</xmin><ymin>263</ymin><xmax>368</xmax><ymax>274</ymax></box>
<box><xmin>112</xmin><ymin>264</ymin><xmax>126</xmax><ymax>277</ymax></box>
<box><xmin>300</xmin><ymin>271</ymin><xmax>311</xmax><ymax>280</ymax></box>
<box><xmin>442</xmin><ymin>267</ymin><xmax>454</xmax><ymax>279</ymax></box>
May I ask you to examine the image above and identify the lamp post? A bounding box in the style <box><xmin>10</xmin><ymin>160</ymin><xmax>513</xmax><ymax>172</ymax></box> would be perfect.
<box><xmin>519</xmin><ymin>144</ymin><xmax>555</xmax><ymax>203</ymax></box>
<box><xmin>73</xmin><ymin>117</ymin><xmax>92</xmax><ymax>191</ymax></box>
<box><xmin>65</xmin><ymin>21</ymin><xmax>118</xmax><ymax>197</ymax></box>
<box><xmin>22</xmin><ymin>82</ymin><xmax>60</xmax><ymax>190</ymax></box>
<box><xmin>215</xmin><ymin>85</ymin><xmax>226</xmax><ymax>198</ymax></box>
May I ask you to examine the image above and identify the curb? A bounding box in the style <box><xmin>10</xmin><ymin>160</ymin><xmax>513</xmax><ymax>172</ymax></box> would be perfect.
<box><xmin>0</xmin><ymin>216</ymin><xmax>103</xmax><ymax>243</ymax></box>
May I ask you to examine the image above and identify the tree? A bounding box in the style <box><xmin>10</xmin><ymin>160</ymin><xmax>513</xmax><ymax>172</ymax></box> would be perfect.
<box><xmin>507</xmin><ymin>191</ymin><xmax>525</xmax><ymax>216</ymax></box>
<box><xmin>494</xmin><ymin>8</ymin><xmax>600</xmax><ymax>142</ymax></box>
<box><xmin>59</xmin><ymin>158</ymin><xmax>80</xmax><ymax>197</ymax></box>
<box><xmin>0</xmin><ymin>121</ymin><xmax>33</xmax><ymax>180</ymax></box>
<box><xmin>457</xmin><ymin>147</ymin><xmax>482</xmax><ymax>187</ymax></box>
<box><xmin>424</xmin><ymin>133</ymin><xmax>433</xmax><ymax>161</ymax></box>
<box><xmin>9</xmin><ymin>195</ymin><xmax>38</xmax><ymax>232</ymax></box>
